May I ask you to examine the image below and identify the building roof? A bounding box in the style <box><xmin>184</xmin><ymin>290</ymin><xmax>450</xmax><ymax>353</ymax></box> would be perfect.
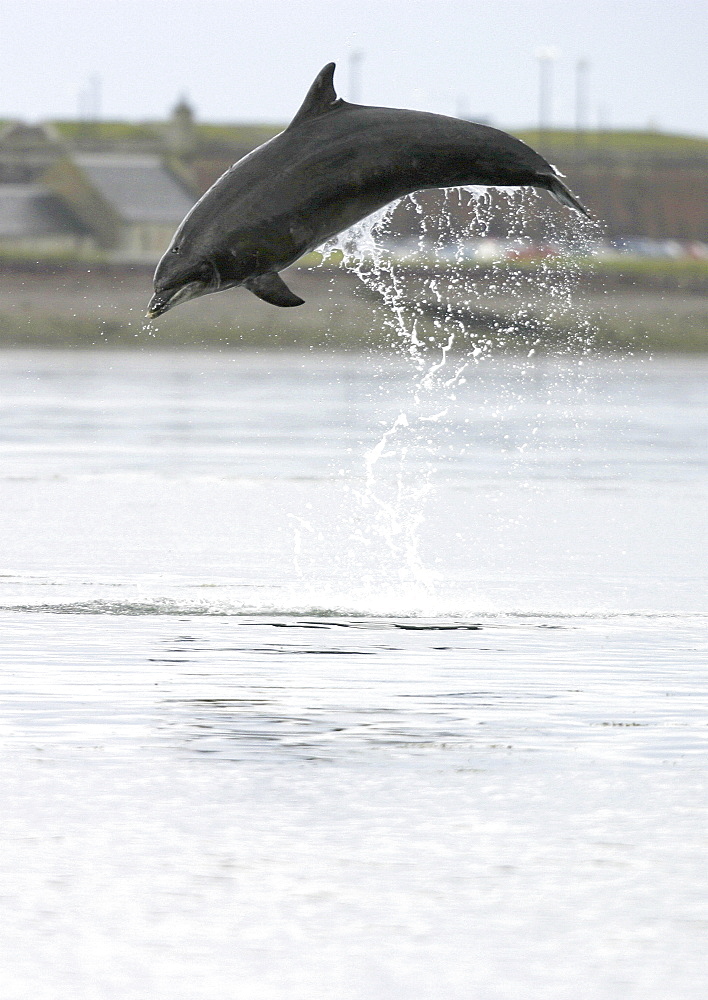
<box><xmin>73</xmin><ymin>153</ymin><xmax>194</xmax><ymax>223</ymax></box>
<box><xmin>0</xmin><ymin>122</ymin><xmax>60</xmax><ymax>149</ymax></box>
<box><xmin>0</xmin><ymin>184</ymin><xmax>86</xmax><ymax>237</ymax></box>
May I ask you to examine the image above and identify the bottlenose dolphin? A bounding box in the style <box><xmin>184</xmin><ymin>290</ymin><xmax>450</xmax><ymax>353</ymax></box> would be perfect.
<box><xmin>147</xmin><ymin>63</ymin><xmax>589</xmax><ymax>317</ymax></box>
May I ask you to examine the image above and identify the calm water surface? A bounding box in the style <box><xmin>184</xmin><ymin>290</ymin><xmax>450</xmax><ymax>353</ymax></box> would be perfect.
<box><xmin>0</xmin><ymin>348</ymin><xmax>706</xmax><ymax>999</ymax></box>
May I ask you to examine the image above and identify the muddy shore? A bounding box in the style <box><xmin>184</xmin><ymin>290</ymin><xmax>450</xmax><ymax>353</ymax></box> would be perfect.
<box><xmin>0</xmin><ymin>263</ymin><xmax>705</xmax><ymax>351</ymax></box>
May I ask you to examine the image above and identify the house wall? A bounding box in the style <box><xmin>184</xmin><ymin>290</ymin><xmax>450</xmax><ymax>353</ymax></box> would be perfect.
<box><xmin>0</xmin><ymin>224</ymin><xmax>177</xmax><ymax>264</ymax></box>
<box><xmin>0</xmin><ymin>234</ymin><xmax>96</xmax><ymax>256</ymax></box>
<box><xmin>112</xmin><ymin>223</ymin><xmax>178</xmax><ymax>262</ymax></box>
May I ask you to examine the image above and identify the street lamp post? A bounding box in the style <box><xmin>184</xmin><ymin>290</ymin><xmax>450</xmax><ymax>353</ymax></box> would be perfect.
<box><xmin>575</xmin><ymin>58</ymin><xmax>589</xmax><ymax>133</ymax></box>
<box><xmin>348</xmin><ymin>51</ymin><xmax>363</xmax><ymax>104</ymax></box>
<box><xmin>535</xmin><ymin>47</ymin><xmax>560</xmax><ymax>150</ymax></box>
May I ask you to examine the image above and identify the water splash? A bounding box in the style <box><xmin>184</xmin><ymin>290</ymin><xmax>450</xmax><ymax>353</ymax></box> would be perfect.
<box><xmin>314</xmin><ymin>187</ymin><xmax>601</xmax><ymax>600</ymax></box>
<box><xmin>141</xmin><ymin>319</ymin><xmax>159</xmax><ymax>339</ymax></box>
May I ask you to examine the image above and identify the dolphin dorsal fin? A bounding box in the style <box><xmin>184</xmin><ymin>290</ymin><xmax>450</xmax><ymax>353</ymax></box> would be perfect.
<box><xmin>289</xmin><ymin>63</ymin><xmax>346</xmax><ymax>128</ymax></box>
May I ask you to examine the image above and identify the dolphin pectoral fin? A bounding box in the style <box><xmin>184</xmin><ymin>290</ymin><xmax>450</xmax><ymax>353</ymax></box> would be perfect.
<box><xmin>244</xmin><ymin>273</ymin><xmax>305</xmax><ymax>308</ymax></box>
<box><xmin>289</xmin><ymin>63</ymin><xmax>347</xmax><ymax>128</ymax></box>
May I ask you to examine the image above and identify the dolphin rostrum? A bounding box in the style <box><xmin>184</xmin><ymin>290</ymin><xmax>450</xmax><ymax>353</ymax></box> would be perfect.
<box><xmin>147</xmin><ymin>63</ymin><xmax>589</xmax><ymax>318</ymax></box>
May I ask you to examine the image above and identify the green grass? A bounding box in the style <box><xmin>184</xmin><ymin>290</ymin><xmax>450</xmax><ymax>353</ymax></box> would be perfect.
<box><xmin>514</xmin><ymin>128</ymin><xmax>708</xmax><ymax>156</ymax></box>
<box><xmin>0</xmin><ymin>246</ymin><xmax>112</xmax><ymax>268</ymax></box>
<box><xmin>44</xmin><ymin>119</ymin><xmax>708</xmax><ymax>164</ymax></box>
<box><xmin>0</xmin><ymin>314</ymin><xmax>378</xmax><ymax>351</ymax></box>
<box><xmin>49</xmin><ymin>119</ymin><xmax>284</xmax><ymax>150</ymax></box>
<box><xmin>52</xmin><ymin>120</ymin><xmax>162</xmax><ymax>143</ymax></box>
<box><xmin>570</xmin><ymin>256</ymin><xmax>708</xmax><ymax>289</ymax></box>
<box><xmin>1</xmin><ymin>299</ymin><xmax>705</xmax><ymax>354</ymax></box>
<box><xmin>2</xmin><ymin>246</ymin><xmax>705</xmax><ymax>293</ymax></box>
<box><xmin>300</xmin><ymin>253</ymin><xmax>708</xmax><ymax>291</ymax></box>
<box><xmin>473</xmin><ymin>256</ymin><xmax>708</xmax><ymax>293</ymax></box>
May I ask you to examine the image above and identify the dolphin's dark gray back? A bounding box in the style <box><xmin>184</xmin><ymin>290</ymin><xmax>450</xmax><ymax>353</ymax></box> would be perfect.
<box><xmin>186</xmin><ymin>63</ymin><xmax>586</xmax><ymax>249</ymax></box>
<box><xmin>283</xmin><ymin>63</ymin><xmax>586</xmax><ymax>212</ymax></box>
<box><xmin>148</xmin><ymin>62</ymin><xmax>589</xmax><ymax>317</ymax></box>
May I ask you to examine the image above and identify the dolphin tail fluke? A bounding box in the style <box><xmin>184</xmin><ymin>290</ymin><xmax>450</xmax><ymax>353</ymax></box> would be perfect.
<box><xmin>544</xmin><ymin>175</ymin><xmax>591</xmax><ymax>218</ymax></box>
<box><xmin>244</xmin><ymin>272</ymin><xmax>305</xmax><ymax>307</ymax></box>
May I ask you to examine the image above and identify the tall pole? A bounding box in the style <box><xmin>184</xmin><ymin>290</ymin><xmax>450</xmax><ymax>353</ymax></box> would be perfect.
<box><xmin>535</xmin><ymin>47</ymin><xmax>559</xmax><ymax>150</ymax></box>
<box><xmin>90</xmin><ymin>74</ymin><xmax>102</xmax><ymax>121</ymax></box>
<box><xmin>456</xmin><ymin>95</ymin><xmax>470</xmax><ymax>120</ymax></box>
<box><xmin>575</xmin><ymin>58</ymin><xmax>589</xmax><ymax>133</ymax></box>
<box><xmin>349</xmin><ymin>51</ymin><xmax>363</xmax><ymax>104</ymax></box>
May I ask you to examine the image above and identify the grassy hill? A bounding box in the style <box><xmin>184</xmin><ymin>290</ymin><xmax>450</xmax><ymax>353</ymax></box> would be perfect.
<box><xmin>42</xmin><ymin>118</ymin><xmax>708</xmax><ymax>160</ymax></box>
<box><xmin>514</xmin><ymin>129</ymin><xmax>708</xmax><ymax>157</ymax></box>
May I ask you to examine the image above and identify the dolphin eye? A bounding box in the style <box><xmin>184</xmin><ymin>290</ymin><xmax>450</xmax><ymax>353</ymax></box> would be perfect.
<box><xmin>171</xmin><ymin>246</ymin><xmax>180</xmax><ymax>254</ymax></box>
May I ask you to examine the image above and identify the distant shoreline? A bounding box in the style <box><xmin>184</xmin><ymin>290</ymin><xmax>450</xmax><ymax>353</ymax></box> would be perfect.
<box><xmin>0</xmin><ymin>259</ymin><xmax>706</xmax><ymax>352</ymax></box>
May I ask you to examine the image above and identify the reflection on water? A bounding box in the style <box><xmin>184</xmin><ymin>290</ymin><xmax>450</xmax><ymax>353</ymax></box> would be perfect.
<box><xmin>1</xmin><ymin>349</ymin><xmax>707</xmax><ymax>999</ymax></box>
<box><xmin>0</xmin><ymin>350</ymin><xmax>706</xmax><ymax>615</ymax></box>
<box><xmin>161</xmin><ymin>616</ymin><xmax>706</xmax><ymax>763</ymax></box>
<box><xmin>4</xmin><ymin>613</ymin><xmax>705</xmax><ymax>763</ymax></box>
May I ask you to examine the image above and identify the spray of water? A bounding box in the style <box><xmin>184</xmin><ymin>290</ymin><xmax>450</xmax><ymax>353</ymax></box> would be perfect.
<box><xmin>300</xmin><ymin>187</ymin><xmax>601</xmax><ymax>610</ymax></box>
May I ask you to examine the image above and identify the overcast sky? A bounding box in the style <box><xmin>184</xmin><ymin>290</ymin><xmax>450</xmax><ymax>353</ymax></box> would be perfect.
<box><xmin>2</xmin><ymin>0</ymin><xmax>706</xmax><ymax>134</ymax></box>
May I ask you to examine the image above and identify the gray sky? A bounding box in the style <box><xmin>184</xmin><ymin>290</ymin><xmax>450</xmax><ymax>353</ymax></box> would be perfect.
<box><xmin>3</xmin><ymin>0</ymin><xmax>706</xmax><ymax>134</ymax></box>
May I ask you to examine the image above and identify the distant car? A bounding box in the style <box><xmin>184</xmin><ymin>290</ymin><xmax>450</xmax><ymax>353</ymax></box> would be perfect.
<box><xmin>610</xmin><ymin>237</ymin><xmax>690</xmax><ymax>258</ymax></box>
